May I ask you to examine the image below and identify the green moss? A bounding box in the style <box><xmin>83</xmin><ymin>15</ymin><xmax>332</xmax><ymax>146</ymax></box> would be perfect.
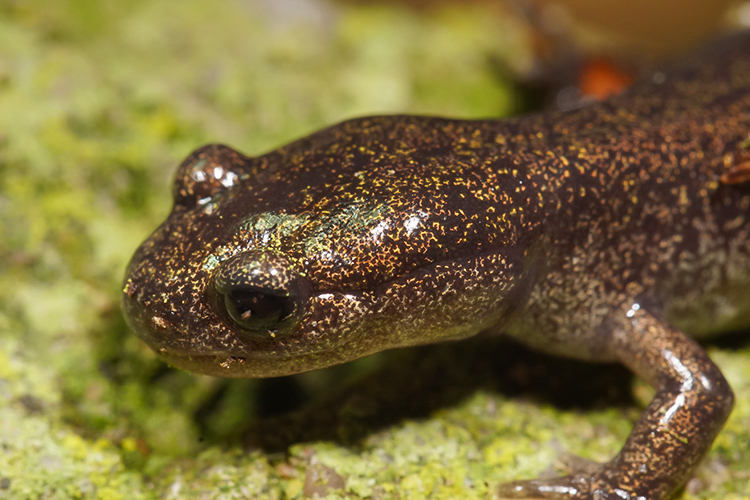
<box><xmin>0</xmin><ymin>0</ymin><xmax>748</xmax><ymax>498</ymax></box>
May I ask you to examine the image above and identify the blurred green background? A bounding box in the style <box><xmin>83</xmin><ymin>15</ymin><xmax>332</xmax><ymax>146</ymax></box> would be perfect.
<box><xmin>0</xmin><ymin>0</ymin><xmax>748</xmax><ymax>498</ymax></box>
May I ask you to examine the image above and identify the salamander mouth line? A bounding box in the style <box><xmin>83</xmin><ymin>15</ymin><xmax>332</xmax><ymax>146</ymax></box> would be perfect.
<box><xmin>156</xmin><ymin>348</ymin><xmax>352</xmax><ymax>379</ymax></box>
<box><xmin>155</xmin><ymin>340</ymin><xmax>343</xmax><ymax>361</ymax></box>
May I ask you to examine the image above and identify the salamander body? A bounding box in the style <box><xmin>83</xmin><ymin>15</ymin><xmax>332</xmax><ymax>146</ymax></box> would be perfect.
<box><xmin>123</xmin><ymin>33</ymin><xmax>750</xmax><ymax>499</ymax></box>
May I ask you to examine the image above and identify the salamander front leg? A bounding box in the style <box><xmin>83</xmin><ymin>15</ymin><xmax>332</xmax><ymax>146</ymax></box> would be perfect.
<box><xmin>496</xmin><ymin>302</ymin><xmax>734</xmax><ymax>500</ymax></box>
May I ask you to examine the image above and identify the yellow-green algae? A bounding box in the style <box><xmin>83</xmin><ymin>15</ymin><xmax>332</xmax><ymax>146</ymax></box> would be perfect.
<box><xmin>0</xmin><ymin>0</ymin><xmax>748</xmax><ymax>499</ymax></box>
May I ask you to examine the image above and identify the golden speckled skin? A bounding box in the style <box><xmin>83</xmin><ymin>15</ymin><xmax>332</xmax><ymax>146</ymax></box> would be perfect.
<box><xmin>123</xmin><ymin>33</ymin><xmax>750</xmax><ymax>499</ymax></box>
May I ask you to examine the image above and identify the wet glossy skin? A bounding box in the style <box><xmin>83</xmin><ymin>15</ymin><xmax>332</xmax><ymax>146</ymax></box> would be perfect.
<box><xmin>123</xmin><ymin>33</ymin><xmax>750</xmax><ymax>499</ymax></box>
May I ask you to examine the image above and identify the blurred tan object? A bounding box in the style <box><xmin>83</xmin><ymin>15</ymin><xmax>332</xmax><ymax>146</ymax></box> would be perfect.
<box><xmin>532</xmin><ymin>0</ymin><xmax>742</xmax><ymax>58</ymax></box>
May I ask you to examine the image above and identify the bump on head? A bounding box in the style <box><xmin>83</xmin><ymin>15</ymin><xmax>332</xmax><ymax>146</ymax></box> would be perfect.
<box><xmin>173</xmin><ymin>144</ymin><xmax>248</xmax><ymax>210</ymax></box>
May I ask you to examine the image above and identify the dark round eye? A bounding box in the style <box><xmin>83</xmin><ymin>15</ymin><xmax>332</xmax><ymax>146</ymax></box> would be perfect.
<box><xmin>212</xmin><ymin>251</ymin><xmax>309</xmax><ymax>340</ymax></box>
<box><xmin>223</xmin><ymin>287</ymin><xmax>297</xmax><ymax>335</ymax></box>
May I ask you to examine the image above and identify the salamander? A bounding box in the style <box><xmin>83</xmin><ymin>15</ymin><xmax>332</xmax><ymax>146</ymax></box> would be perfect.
<box><xmin>122</xmin><ymin>32</ymin><xmax>750</xmax><ymax>499</ymax></box>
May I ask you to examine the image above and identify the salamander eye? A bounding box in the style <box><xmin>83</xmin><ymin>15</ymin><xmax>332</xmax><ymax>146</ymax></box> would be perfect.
<box><xmin>212</xmin><ymin>251</ymin><xmax>309</xmax><ymax>339</ymax></box>
<box><xmin>223</xmin><ymin>286</ymin><xmax>298</xmax><ymax>334</ymax></box>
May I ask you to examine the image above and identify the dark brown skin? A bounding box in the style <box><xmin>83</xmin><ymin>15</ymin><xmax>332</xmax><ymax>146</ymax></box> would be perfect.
<box><xmin>122</xmin><ymin>33</ymin><xmax>750</xmax><ymax>499</ymax></box>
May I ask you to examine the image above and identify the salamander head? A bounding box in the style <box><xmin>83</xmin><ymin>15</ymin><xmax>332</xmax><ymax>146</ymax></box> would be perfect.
<box><xmin>122</xmin><ymin>119</ymin><xmax>528</xmax><ymax>377</ymax></box>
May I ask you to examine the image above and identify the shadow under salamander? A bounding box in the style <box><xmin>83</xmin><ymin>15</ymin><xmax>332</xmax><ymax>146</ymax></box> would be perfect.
<box><xmin>222</xmin><ymin>335</ymin><xmax>639</xmax><ymax>453</ymax></box>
